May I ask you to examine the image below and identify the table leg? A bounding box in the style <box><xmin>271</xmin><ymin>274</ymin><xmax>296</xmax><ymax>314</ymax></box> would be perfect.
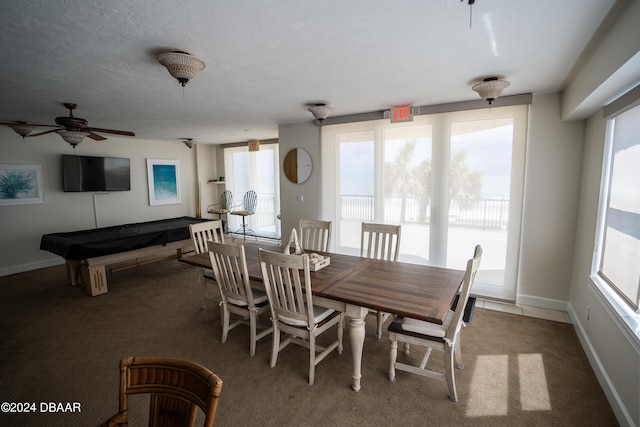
<box><xmin>346</xmin><ymin>304</ymin><xmax>368</xmax><ymax>392</ymax></box>
<box><xmin>65</xmin><ymin>260</ymin><xmax>81</xmax><ymax>286</ymax></box>
<box><xmin>81</xmin><ymin>264</ymin><xmax>109</xmax><ymax>296</ymax></box>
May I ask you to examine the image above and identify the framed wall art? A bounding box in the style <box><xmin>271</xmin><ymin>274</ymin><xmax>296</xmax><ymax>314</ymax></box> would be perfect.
<box><xmin>147</xmin><ymin>159</ymin><xmax>181</xmax><ymax>206</ymax></box>
<box><xmin>0</xmin><ymin>163</ymin><xmax>45</xmax><ymax>206</ymax></box>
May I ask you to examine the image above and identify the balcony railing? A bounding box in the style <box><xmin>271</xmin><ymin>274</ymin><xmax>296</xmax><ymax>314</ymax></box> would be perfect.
<box><xmin>226</xmin><ymin>193</ymin><xmax>508</xmax><ymax>235</ymax></box>
<box><xmin>340</xmin><ymin>195</ymin><xmax>509</xmax><ymax>230</ymax></box>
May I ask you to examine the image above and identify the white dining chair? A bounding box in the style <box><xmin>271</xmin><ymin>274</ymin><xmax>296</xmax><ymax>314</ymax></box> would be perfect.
<box><xmin>259</xmin><ymin>248</ymin><xmax>344</xmax><ymax>385</ymax></box>
<box><xmin>189</xmin><ymin>220</ymin><xmax>225</xmax><ymax>309</ymax></box>
<box><xmin>360</xmin><ymin>222</ymin><xmax>402</xmax><ymax>338</ymax></box>
<box><xmin>388</xmin><ymin>245</ymin><xmax>482</xmax><ymax>402</ymax></box>
<box><xmin>208</xmin><ymin>241</ymin><xmax>272</xmax><ymax>356</ymax></box>
<box><xmin>299</xmin><ymin>219</ymin><xmax>332</xmax><ymax>252</ymax></box>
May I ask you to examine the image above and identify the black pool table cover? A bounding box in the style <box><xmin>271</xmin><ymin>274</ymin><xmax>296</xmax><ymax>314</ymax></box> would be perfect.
<box><xmin>40</xmin><ymin>216</ymin><xmax>210</xmax><ymax>260</ymax></box>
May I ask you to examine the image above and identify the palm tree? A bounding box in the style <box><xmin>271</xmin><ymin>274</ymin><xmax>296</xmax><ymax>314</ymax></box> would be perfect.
<box><xmin>449</xmin><ymin>151</ymin><xmax>481</xmax><ymax>209</ymax></box>
<box><xmin>384</xmin><ymin>143</ymin><xmax>480</xmax><ymax>224</ymax></box>
<box><xmin>384</xmin><ymin>140</ymin><xmax>423</xmax><ymax>222</ymax></box>
<box><xmin>413</xmin><ymin>158</ymin><xmax>432</xmax><ymax>223</ymax></box>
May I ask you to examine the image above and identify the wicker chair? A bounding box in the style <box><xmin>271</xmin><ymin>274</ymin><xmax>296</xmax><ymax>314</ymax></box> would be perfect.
<box><xmin>104</xmin><ymin>356</ymin><xmax>223</xmax><ymax>427</ymax></box>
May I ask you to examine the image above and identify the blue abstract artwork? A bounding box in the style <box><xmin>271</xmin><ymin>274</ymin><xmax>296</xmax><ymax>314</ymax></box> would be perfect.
<box><xmin>152</xmin><ymin>164</ymin><xmax>178</xmax><ymax>200</ymax></box>
<box><xmin>147</xmin><ymin>159</ymin><xmax>181</xmax><ymax>205</ymax></box>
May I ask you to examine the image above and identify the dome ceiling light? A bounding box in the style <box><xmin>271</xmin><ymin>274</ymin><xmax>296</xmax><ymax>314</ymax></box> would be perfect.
<box><xmin>157</xmin><ymin>51</ymin><xmax>206</xmax><ymax>87</ymax></box>
<box><xmin>307</xmin><ymin>103</ymin><xmax>333</xmax><ymax>123</ymax></box>
<box><xmin>472</xmin><ymin>77</ymin><xmax>510</xmax><ymax>105</ymax></box>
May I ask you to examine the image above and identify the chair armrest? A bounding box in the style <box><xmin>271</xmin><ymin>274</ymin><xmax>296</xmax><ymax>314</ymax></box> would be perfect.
<box><xmin>98</xmin><ymin>410</ymin><xmax>127</xmax><ymax>427</ymax></box>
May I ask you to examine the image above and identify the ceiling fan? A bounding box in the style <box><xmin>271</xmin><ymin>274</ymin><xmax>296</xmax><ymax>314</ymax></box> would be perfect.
<box><xmin>25</xmin><ymin>103</ymin><xmax>136</xmax><ymax>147</ymax></box>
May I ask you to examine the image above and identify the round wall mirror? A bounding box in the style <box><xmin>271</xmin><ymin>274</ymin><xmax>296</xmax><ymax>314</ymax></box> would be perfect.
<box><xmin>283</xmin><ymin>148</ymin><xmax>312</xmax><ymax>184</ymax></box>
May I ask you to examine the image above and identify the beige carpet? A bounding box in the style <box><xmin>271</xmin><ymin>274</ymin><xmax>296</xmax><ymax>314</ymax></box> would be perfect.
<box><xmin>0</xmin><ymin>257</ymin><xmax>618</xmax><ymax>426</ymax></box>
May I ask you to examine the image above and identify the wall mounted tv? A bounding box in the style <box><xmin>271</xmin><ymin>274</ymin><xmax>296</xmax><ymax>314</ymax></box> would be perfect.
<box><xmin>62</xmin><ymin>154</ymin><xmax>131</xmax><ymax>192</ymax></box>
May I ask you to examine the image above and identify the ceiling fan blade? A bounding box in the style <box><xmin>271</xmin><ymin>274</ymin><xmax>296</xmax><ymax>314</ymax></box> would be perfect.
<box><xmin>86</xmin><ymin>127</ymin><xmax>135</xmax><ymax>137</ymax></box>
<box><xmin>27</xmin><ymin>129</ymin><xmax>61</xmax><ymax>137</ymax></box>
<box><xmin>87</xmin><ymin>132</ymin><xmax>107</xmax><ymax>141</ymax></box>
<box><xmin>1</xmin><ymin>122</ymin><xmax>54</xmax><ymax>127</ymax></box>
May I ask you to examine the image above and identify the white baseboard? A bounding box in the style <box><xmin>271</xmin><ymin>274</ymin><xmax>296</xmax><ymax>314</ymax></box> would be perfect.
<box><xmin>0</xmin><ymin>258</ymin><xmax>64</xmax><ymax>278</ymax></box>
<box><xmin>516</xmin><ymin>293</ymin><xmax>569</xmax><ymax>312</ymax></box>
<box><xmin>568</xmin><ymin>303</ymin><xmax>635</xmax><ymax>427</ymax></box>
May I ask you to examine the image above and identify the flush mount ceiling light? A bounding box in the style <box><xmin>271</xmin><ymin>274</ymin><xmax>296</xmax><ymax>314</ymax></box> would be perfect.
<box><xmin>307</xmin><ymin>103</ymin><xmax>333</xmax><ymax>122</ymax></box>
<box><xmin>472</xmin><ymin>77</ymin><xmax>510</xmax><ymax>105</ymax></box>
<box><xmin>157</xmin><ymin>51</ymin><xmax>205</xmax><ymax>87</ymax></box>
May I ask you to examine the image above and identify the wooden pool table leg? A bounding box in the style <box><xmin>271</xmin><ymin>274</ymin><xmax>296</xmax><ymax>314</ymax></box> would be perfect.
<box><xmin>65</xmin><ymin>260</ymin><xmax>81</xmax><ymax>286</ymax></box>
<box><xmin>80</xmin><ymin>263</ymin><xmax>109</xmax><ymax>296</ymax></box>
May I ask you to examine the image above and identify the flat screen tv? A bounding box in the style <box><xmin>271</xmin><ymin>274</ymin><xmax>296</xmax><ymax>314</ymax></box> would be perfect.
<box><xmin>62</xmin><ymin>154</ymin><xmax>131</xmax><ymax>192</ymax></box>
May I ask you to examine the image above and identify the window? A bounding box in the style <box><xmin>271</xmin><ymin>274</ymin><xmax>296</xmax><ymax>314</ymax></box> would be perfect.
<box><xmin>322</xmin><ymin>105</ymin><xmax>528</xmax><ymax>300</ymax></box>
<box><xmin>223</xmin><ymin>144</ymin><xmax>280</xmax><ymax>239</ymax></box>
<box><xmin>595</xmin><ymin>101</ymin><xmax>640</xmax><ymax>313</ymax></box>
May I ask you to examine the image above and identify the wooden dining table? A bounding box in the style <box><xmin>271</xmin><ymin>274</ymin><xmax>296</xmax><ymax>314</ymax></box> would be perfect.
<box><xmin>179</xmin><ymin>241</ymin><xmax>466</xmax><ymax>392</ymax></box>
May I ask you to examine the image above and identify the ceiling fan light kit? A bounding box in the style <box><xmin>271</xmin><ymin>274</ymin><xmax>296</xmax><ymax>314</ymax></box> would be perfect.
<box><xmin>0</xmin><ymin>121</ymin><xmax>59</xmax><ymax>139</ymax></box>
<box><xmin>157</xmin><ymin>51</ymin><xmax>205</xmax><ymax>87</ymax></box>
<box><xmin>56</xmin><ymin>129</ymin><xmax>89</xmax><ymax>147</ymax></box>
<box><xmin>307</xmin><ymin>103</ymin><xmax>332</xmax><ymax>122</ymax></box>
<box><xmin>472</xmin><ymin>77</ymin><xmax>510</xmax><ymax>104</ymax></box>
<box><xmin>8</xmin><ymin>122</ymin><xmax>35</xmax><ymax>138</ymax></box>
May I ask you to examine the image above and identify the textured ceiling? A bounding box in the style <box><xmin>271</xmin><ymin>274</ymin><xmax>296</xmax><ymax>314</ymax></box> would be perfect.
<box><xmin>0</xmin><ymin>0</ymin><xmax>617</xmax><ymax>145</ymax></box>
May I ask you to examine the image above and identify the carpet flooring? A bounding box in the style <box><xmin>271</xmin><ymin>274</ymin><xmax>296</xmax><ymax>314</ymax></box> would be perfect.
<box><xmin>0</xmin><ymin>257</ymin><xmax>618</xmax><ymax>426</ymax></box>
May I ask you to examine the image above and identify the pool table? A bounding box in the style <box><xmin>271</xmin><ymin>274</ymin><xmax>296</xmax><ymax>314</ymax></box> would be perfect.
<box><xmin>40</xmin><ymin>216</ymin><xmax>210</xmax><ymax>296</ymax></box>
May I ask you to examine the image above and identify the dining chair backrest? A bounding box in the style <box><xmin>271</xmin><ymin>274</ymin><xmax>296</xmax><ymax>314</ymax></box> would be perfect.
<box><xmin>259</xmin><ymin>249</ymin><xmax>314</xmax><ymax>329</ymax></box>
<box><xmin>207</xmin><ymin>241</ymin><xmax>254</xmax><ymax>307</ymax></box>
<box><xmin>110</xmin><ymin>356</ymin><xmax>222</xmax><ymax>427</ymax></box>
<box><xmin>189</xmin><ymin>220</ymin><xmax>224</xmax><ymax>255</ymax></box>
<box><xmin>447</xmin><ymin>245</ymin><xmax>482</xmax><ymax>340</ymax></box>
<box><xmin>299</xmin><ymin>219</ymin><xmax>332</xmax><ymax>252</ymax></box>
<box><xmin>360</xmin><ymin>223</ymin><xmax>402</xmax><ymax>261</ymax></box>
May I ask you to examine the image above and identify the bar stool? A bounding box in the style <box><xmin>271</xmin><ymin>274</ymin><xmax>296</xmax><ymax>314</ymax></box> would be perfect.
<box><xmin>230</xmin><ymin>190</ymin><xmax>258</xmax><ymax>241</ymax></box>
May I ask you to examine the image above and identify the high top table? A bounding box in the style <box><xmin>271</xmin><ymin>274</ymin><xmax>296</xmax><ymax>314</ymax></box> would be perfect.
<box><xmin>180</xmin><ymin>241</ymin><xmax>465</xmax><ymax>392</ymax></box>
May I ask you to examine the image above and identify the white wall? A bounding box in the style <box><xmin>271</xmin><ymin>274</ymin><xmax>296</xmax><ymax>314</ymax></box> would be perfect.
<box><xmin>561</xmin><ymin>2</ymin><xmax>640</xmax><ymax>423</ymax></box>
<box><xmin>194</xmin><ymin>143</ymin><xmax>220</xmax><ymax>218</ymax></box>
<box><xmin>568</xmin><ymin>111</ymin><xmax>640</xmax><ymax>427</ymax></box>
<box><xmin>517</xmin><ymin>93</ymin><xmax>585</xmax><ymax>309</ymax></box>
<box><xmin>561</xmin><ymin>0</ymin><xmax>640</xmax><ymax>121</ymax></box>
<box><xmin>277</xmin><ymin>121</ymin><xmax>323</xmax><ymax>242</ymax></box>
<box><xmin>0</xmin><ymin>128</ymin><xmax>201</xmax><ymax>275</ymax></box>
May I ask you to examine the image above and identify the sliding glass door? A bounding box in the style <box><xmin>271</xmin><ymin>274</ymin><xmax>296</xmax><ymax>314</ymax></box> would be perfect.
<box><xmin>223</xmin><ymin>144</ymin><xmax>280</xmax><ymax>239</ymax></box>
<box><xmin>322</xmin><ymin>106</ymin><xmax>527</xmax><ymax>300</ymax></box>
